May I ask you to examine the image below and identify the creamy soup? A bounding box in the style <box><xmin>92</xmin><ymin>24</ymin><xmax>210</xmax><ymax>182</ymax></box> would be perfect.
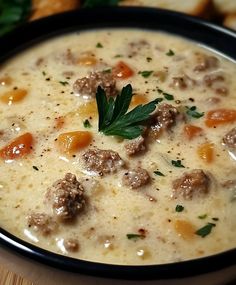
<box><xmin>0</xmin><ymin>29</ymin><xmax>236</xmax><ymax>265</ymax></box>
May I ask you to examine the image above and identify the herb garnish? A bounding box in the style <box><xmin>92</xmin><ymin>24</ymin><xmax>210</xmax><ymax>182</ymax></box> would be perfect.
<box><xmin>175</xmin><ymin>205</ymin><xmax>184</xmax><ymax>212</ymax></box>
<box><xmin>212</xmin><ymin>217</ymin><xmax>219</xmax><ymax>221</ymax></box>
<box><xmin>96</xmin><ymin>42</ymin><xmax>103</xmax><ymax>48</ymax></box>
<box><xmin>195</xmin><ymin>223</ymin><xmax>216</xmax><ymax>238</ymax></box>
<box><xmin>0</xmin><ymin>0</ymin><xmax>31</xmax><ymax>36</ymax></box>
<box><xmin>166</xmin><ymin>49</ymin><xmax>175</xmax><ymax>56</ymax></box>
<box><xmin>42</xmin><ymin>71</ymin><xmax>46</xmax><ymax>76</ymax></box>
<box><xmin>186</xmin><ymin>106</ymin><xmax>204</xmax><ymax>119</ymax></box>
<box><xmin>59</xmin><ymin>81</ymin><xmax>69</xmax><ymax>86</ymax></box>
<box><xmin>96</xmin><ymin>84</ymin><xmax>159</xmax><ymax>139</ymax></box>
<box><xmin>163</xmin><ymin>93</ymin><xmax>174</xmax><ymax>100</ymax></box>
<box><xmin>171</xmin><ymin>159</ymin><xmax>185</xmax><ymax>168</ymax></box>
<box><xmin>198</xmin><ymin>214</ymin><xmax>207</xmax><ymax>219</ymax></box>
<box><xmin>126</xmin><ymin>233</ymin><xmax>145</xmax><ymax>240</ymax></box>
<box><xmin>83</xmin><ymin>119</ymin><xmax>92</xmax><ymax>128</ymax></box>
<box><xmin>156</xmin><ymin>98</ymin><xmax>164</xmax><ymax>103</ymax></box>
<box><xmin>154</xmin><ymin>170</ymin><xmax>165</xmax><ymax>176</ymax></box>
<box><xmin>138</xmin><ymin>70</ymin><xmax>153</xmax><ymax>78</ymax></box>
<box><xmin>83</xmin><ymin>0</ymin><xmax>119</xmax><ymax>8</ymax></box>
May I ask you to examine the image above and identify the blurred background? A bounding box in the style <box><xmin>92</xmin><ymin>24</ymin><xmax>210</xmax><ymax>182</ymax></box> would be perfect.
<box><xmin>0</xmin><ymin>0</ymin><xmax>236</xmax><ymax>37</ymax></box>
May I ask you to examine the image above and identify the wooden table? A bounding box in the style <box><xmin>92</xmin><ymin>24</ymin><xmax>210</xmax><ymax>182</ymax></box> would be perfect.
<box><xmin>0</xmin><ymin>266</ymin><xmax>33</xmax><ymax>285</ymax></box>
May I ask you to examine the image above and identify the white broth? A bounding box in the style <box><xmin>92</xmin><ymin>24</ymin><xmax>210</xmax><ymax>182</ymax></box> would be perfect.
<box><xmin>0</xmin><ymin>29</ymin><xmax>235</xmax><ymax>265</ymax></box>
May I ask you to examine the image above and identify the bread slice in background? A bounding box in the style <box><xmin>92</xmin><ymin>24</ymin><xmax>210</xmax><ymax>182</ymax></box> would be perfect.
<box><xmin>213</xmin><ymin>0</ymin><xmax>236</xmax><ymax>15</ymax></box>
<box><xmin>224</xmin><ymin>13</ymin><xmax>236</xmax><ymax>30</ymax></box>
<box><xmin>119</xmin><ymin>0</ymin><xmax>212</xmax><ymax>17</ymax></box>
<box><xmin>30</xmin><ymin>0</ymin><xmax>80</xmax><ymax>21</ymax></box>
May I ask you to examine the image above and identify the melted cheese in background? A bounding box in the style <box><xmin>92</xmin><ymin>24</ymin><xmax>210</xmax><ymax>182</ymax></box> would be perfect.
<box><xmin>0</xmin><ymin>29</ymin><xmax>235</xmax><ymax>265</ymax></box>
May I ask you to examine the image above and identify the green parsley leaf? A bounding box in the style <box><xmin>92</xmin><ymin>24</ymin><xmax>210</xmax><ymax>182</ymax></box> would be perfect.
<box><xmin>195</xmin><ymin>223</ymin><xmax>216</xmax><ymax>238</ymax></box>
<box><xmin>83</xmin><ymin>119</ymin><xmax>91</xmax><ymax>128</ymax></box>
<box><xmin>163</xmin><ymin>93</ymin><xmax>174</xmax><ymax>100</ymax></box>
<box><xmin>166</xmin><ymin>49</ymin><xmax>175</xmax><ymax>56</ymax></box>
<box><xmin>198</xmin><ymin>214</ymin><xmax>207</xmax><ymax>219</ymax></box>
<box><xmin>0</xmin><ymin>0</ymin><xmax>31</xmax><ymax>36</ymax></box>
<box><xmin>138</xmin><ymin>70</ymin><xmax>153</xmax><ymax>78</ymax></box>
<box><xmin>96</xmin><ymin>84</ymin><xmax>160</xmax><ymax>139</ymax></box>
<box><xmin>171</xmin><ymin>160</ymin><xmax>185</xmax><ymax>168</ymax></box>
<box><xmin>59</xmin><ymin>81</ymin><xmax>69</xmax><ymax>86</ymax></box>
<box><xmin>126</xmin><ymin>233</ymin><xmax>145</xmax><ymax>240</ymax></box>
<box><xmin>156</xmin><ymin>98</ymin><xmax>164</xmax><ymax>103</ymax></box>
<box><xmin>83</xmin><ymin>0</ymin><xmax>119</xmax><ymax>8</ymax></box>
<box><xmin>154</xmin><ymin>170</ymin><xmax>165</xmax><ymax>176</ymax></box>
<box><xmin>175</xmin><ymin>205</ymin><xmax>184</xmax><ymax>212</ymax></box>
<box><xmin>186</xmin><ymin>106</ymin><xmax>204</xmax><ymax>119</ymax></box>
<box><xmin>96</xmin><ymin>42</ymin><xmax>103</xmax><ymax>48</ymax></box>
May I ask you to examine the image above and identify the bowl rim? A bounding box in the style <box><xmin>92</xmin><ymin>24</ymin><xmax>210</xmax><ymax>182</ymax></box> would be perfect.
<box><xmin>0</xmin><ymin>6</ymin><xmax>236</xmax><ymax>280</ymax></box>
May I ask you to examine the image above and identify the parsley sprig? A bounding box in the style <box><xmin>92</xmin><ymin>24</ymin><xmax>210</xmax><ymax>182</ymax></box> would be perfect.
<box><xmin>96</xmin><ymin>84</ymin><xmax>159</xmax><ymax>139</ymax></box>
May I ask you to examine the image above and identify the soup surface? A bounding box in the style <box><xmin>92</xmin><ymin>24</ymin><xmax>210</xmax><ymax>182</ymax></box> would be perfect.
<box><xmin>0</xmin><ymin>29</ymin><xmax>236</xmax><ymax>265</ymax></box>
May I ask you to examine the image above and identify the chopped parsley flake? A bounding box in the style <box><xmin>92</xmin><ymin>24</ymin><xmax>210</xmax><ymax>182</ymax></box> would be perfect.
<box><xmin>212</xmin><ymin>217</ymin><xmax>219</xmax><ymax>221</ymax></box>
<box><xmin>42</xmin><ymin>71</ymin><xmax>46</xmax><ymax>76</ymax></box>
<box><xmin>163</xmin><ymin>93</ymin><xmax>174</xmax><ymax>100</ymax></box>
<box><xmin>175</xmin><ymin>205</ymin><xmax>184</xmax><ymax>212</ymax></box>
<box><xmin>198</xmin><ymin>214</ymin><xmax>207</xmax><ymax>219</ymax></box>
<box><xmin>138</xmin><ymin>70</ymin><xmax>153</xmax><ymax>78</ymax></box>
<box><xmin>59</xmin><ymin>81</ymin><xmax>69</xmax><ymax>86</ymax></box>
<box><xmin>96</xmin><ymin>42</ymin><xmax>103</xmax><ymax>48</ymax></box>
<box><xmin>156</xmin><ymin>98</ymin><xmax>164</xmax><ymax>103</ymax></box>
<box><xmin>126</xmin><ymin>233</ymin><xmax>145</xmax><ymax>240</ymax></box>
<box><xmin>154</xmin><ymin>170</ymin><xmax>165</xmax><ymax>176</ymax></box>
<box><xmin>186</xmin><ymin>106</ymin><xmax>204</xmax><ymax>119</ymax></box>
<box><xmin>83</xmin><ymin>119</ymin><xmax>92</xmax><ymax>128</ymax></box>
<box><xmin>195</xmin><ymin>223</ymin><xmax>216</xmax><ymax>238</ymax></box>
<box><xmin>171</xmin><ymin>160</ymin><xmax>185</xmax><ymax>168</ymax></box>
<box><xmin>114</xmin><ymin>54</ymin><xmax>122</xmax><ymax>58</ymax></box>
<box><xmin>157</xmin><ymin>88</ymin><xmax>163</xmax><ymax>94</ymax></box>
<box><xmin>166</xmin><ymin>49</ymin><xmax>175</xmax><ymax>56</ymax></box>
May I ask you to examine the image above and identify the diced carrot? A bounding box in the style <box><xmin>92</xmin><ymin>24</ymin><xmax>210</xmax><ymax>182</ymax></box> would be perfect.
<box><xmin>174</xmin><ymin>219</ymin><xmax>196</xmax><ymax>240</ymax></box>
<box><xmin>0</xmin><ymin>132</ymin><xmax>33</xmax><ymax>160</ymax></box>
<box><xmin>131</xmin><ymin>94</ymin><xmax>148</xmax><ymax>107</ymax></box>
<box><xmin>0</xmin><ymin>89</ymin><xmax>28</xmax><ymax>105</ymax></box>
<box><xmin>0</xmin><ymin>75</ymin><xmax>12</xmax><ymax>86</ymax></box>
<box><xmin>197</xmin><ymin>142</ymin><xmax>214</xmax><ymax>163</ymax></box>
<box><xmin>184</xmin><ymin>124</ymin><xmax>203</xmax><ymax>140</ymax></box>
<box><xmin>57</xmin><ymin>131</ymin><xmax>92</xmax><ymax>154</ymax></box>
<box><xmin>77</xmin><ymin>55</ymin><xmax>97</xmax><ymax>66</ymax></box>
<box><xmin>112</xmin><ymin>61</ymin><xmax>134</xmax><ymax>79</ymax></box>
<box><xmin>54</xmin><ymin>116</ymin><xmax>65</xmax><ymax>130</ymax></box>
<box><xmin>205</xmin><ymin>109</ymin><xmax>236</xmax><ymax>127</ymax></box>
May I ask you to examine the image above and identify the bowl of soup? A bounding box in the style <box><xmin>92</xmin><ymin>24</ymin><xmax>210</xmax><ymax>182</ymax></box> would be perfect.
<box><xmin>0</xmin><ymin>6</ymin><xmax>235</xmax><ymax>285</ymax></box>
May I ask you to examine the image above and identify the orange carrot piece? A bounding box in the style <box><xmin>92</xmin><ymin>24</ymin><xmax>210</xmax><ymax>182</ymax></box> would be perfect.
<box><xmin>57</xmin><ymin>131</ymin><xmax>92</xmax><ymax>154</ymax></box>
<box><xmin>197</xmin><ymin>142</ymin><xmax>214</xmax><ymax>163</ymax></box>
<box><xmin>0</xmin><ymin>133</ymin><xmax>33</xmax><ymax>160</ymax></box>
<box><xmin>205</xmin><ymin>109</ymin><xmax>236</xmax><ymax>127</ymax></box>
<box><xmin>174</xmin><ymin>220</ymin><xmax>196</xmax><ymax>240</ymax></box>
<box><xmin>113</xmin><ymin>61</ymin><xmax>134</xmax><ymax>79</ymax></box>
<box><xmin>0</xmin><ymin>89</ymin><xmax>28</xmax><ymax>105</ymax></box>
<box><xmin>184</xmin><ymin>124</ymin><xmax>203</xmax><ymax>140</ymax></box>
<box><xmin>131</xmin><ymin>94</ymin><xmax>148</xmax><ymax>107</ymax></box>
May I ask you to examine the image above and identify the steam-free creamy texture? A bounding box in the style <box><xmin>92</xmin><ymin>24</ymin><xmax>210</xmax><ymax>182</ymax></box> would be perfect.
<box><xmin>0</xmin><ymin>29</ymin><xmax>235</xmax><ymax>265</ymax></box>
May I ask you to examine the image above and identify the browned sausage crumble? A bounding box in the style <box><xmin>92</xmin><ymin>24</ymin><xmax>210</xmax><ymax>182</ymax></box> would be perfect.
<box><xmin>28</xmin><ymin>213</ymin><xmax>57</xmax><ymax>235</ymax></box>
<box><xmin>125</xmin><ymin>136</ymin><xmax>146</xmax><ymax>156</ymax></box>
<box><xmin>73</xmin><ymin>71</ymin><xmax>117</xmax><ymax>98</ymax></box>
<box><xmin>172</xmin><ymin>169</ymin><xmax>210</xmax><ymax>200</ymax></box>
<box><xmin>47</xmin><ymin>173</ymin><xmax>85</xmax><ymax>221</ymax></box>
<box><xmin>83</xmin><ymin>148</ymin><xmax>124</xmax><ymax>176</ymax></box>
<box><xmin>223</xmin><ymin>127</ymin><xmax>236</xmax><ymax>149</ymax></box>
<box><xmin>122</xmin><ymin>167</ymin><xmax>150</xmax><ymax>189</ymax></box>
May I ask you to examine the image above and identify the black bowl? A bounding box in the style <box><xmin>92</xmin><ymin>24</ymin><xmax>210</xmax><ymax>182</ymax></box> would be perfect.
<box><xmin>0</xmin><ymin>6</ymin><xmax>236</xmax><ymax>282</ymax></box>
